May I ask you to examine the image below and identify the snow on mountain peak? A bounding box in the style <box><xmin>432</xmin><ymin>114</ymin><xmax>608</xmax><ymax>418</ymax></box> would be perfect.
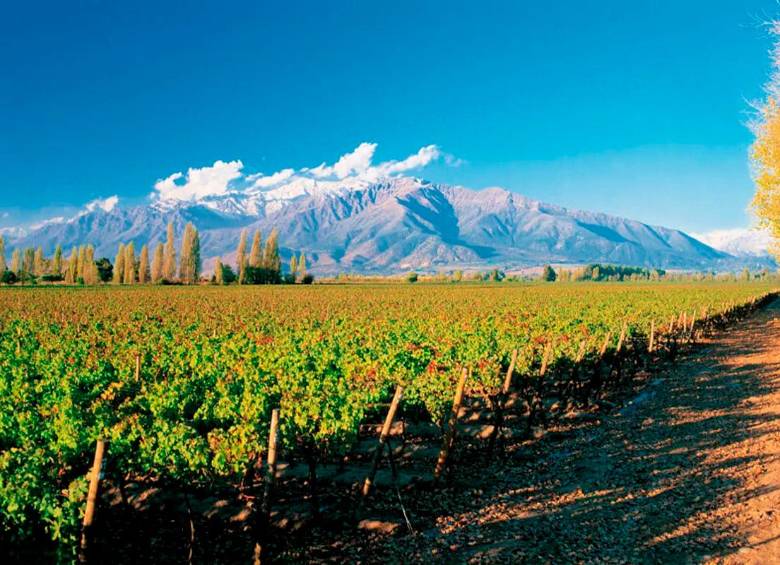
<box><xmin>691</xmin><ymin>227</ymin><xmax>772</xmax><ymax>257</ymax></box>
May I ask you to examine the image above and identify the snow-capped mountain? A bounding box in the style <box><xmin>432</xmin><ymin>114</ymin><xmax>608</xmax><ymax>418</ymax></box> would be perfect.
<box><xmin>691</xmin><ymin>228</ymin><xmax>772</xmax><ymax>257</ymax></box>
<box><xmin>7</xmin><ymin>176</ymin><xmax>764</xmax><ymax>273</ymax></box>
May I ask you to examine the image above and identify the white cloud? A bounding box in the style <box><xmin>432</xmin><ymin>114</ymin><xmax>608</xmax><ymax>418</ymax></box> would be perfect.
<box><xmin>150</xmin><ymin>143</ymin><xmax>458</xmax><ymax>200</ymax></box>
<box><xmin>84</xmin><ymin>195</ymin><xmax>119</xmax><ymax>213</ymax></box>
<box><xmin>249</xmin><ymin>168</ymin><xmax>295</xmax><ymax>188</ymax></box>
<box><xmin>372</xmin><ymin>144</ymin><xmax>441</xmax><ymax>178</ymax></box>
<box><xmin>154</xmin><ymin>160</ymin><xmax>244</xmax><ymax>201</ymax></box>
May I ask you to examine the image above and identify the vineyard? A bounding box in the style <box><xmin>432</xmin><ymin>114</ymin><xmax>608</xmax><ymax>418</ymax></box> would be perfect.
<box><xmin>0</xmin><ymin>281</ymin><xmax>776</xmax><ymax>562</ymax></box>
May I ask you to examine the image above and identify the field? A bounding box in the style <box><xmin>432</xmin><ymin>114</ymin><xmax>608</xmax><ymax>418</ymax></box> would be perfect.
<box><xmin>0</xmin><ymin>281</ymin><xmax>776</xmax><ymax>561</ymax></box>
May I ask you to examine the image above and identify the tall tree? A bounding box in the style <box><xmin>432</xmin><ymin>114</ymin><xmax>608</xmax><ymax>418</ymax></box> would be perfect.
<box><xmin>23</xmin><ymin>248</ymin><xmax>34</xmax><ymax>275</ymax></box>
<box><xmin>84</xmin><ymin>246</ymin><xmax>98</xmax><ymax>285</ymax></box>
<box><xmin>249</xmin><ymin>230</ymin><xmax>263</xmax><ymax>267</ymax></box>
<box><xmin>263</xmin><ymin>228</ymin><xmax>281</xmax><ymax>282</ymax></box>
<box><xmin>10</xmin><ymin>249</ymin><xmax>21</xmax><ymax>275</ymax></box>
<box><xmin>33</xmin><ymin>247</ymin><xmax>45</xmax><ymax>276</ymax></box>
<box><xmin>113</xmin><ymin>243</ymin><xmax>125</xmax><ymax>284</ymax></box>
<box><xmin>151</xmin><ymin>243</ymin><xmax>164</xmax><ymax>283</ymax></box>
<box><xmin>178</xmin><ymin>223</ymin><xmax>200</xmax><ymax>284</ymax></box>
<box><xmin>214</xmin><ymin>257</ymin><xmax>224</xmax><ymax>285</ymax></box>
<box><xmin>65</xmin><ymin>247</ymin><xmax>78</xmax><ymax>284</ymax></box>
<box><xmin>191</xmin><ymin>226</ymin><xmax>201</xmax><ymax>283</ymax></box>
<box><xmin>124</xmin><ymin>242</ymin><xmax>136</xmax><ymax>284</ymax></box>
<box><xmin>298</xmin><ymin>252</ymin><xmax>307</xmax><ymax>280</ymax></box>
<box><xmin>138</xmin><ymin>244</ymin><xmax>150</xmax><ymax>284</ymax></box>
<box><xmin>162</xmin><ymin>222</ymin><xmax>177</xmax><ymax>281</ymax></box>
<box><xmin>290</xmin><ymin>254</ymin><xmax>298</xmax><ymax>280</ymax></box>
<box><xmin>236</xmin><ymin>228</ymin><xmax>248</xmax><ymax>284</ymax></box>
<box><xmin>77</xmin><ymin>246</ymin><xmax>87</xmax><ymax>281</ymax></box>
<box><xmin>52</xmin><ymin>245</ymin><xmax>62</xmax><ymax>276</ymax></box>
<box><xmin>0</xmin><ymin>236</ymin><xmax>6</xmax><ymax>273</ymax></box>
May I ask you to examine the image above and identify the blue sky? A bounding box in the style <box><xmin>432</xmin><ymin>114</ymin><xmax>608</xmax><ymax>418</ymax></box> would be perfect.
<box><xmin>1</xmin><ymin>0</ymin><xmax>778</xmax><ymax>232</ymax></box>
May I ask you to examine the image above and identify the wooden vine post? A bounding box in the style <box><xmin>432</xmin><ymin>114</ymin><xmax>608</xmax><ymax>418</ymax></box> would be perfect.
<box><xmin>434</xmin><ymin>367</ymin><xmax>469</xmax><ymax>482</ymax></box>
<box><xmin>598</xmin><ymin>332</ymin><xmax>612</xmax><ymax>358</ymax></box>
<box><xmin>616</xmin><ymin>322</ymin><xmax>627</xmax><ymax>354</ymax></box>
<box><xmin>79</xmin><ymin>439</ymin><xmax>107</xmax><ymax>563</ymax></box>
<box><xmin>490</xmin><ymin>349</ymin><xmax>519</xmax><ymax>452</ymax></box>
<box><xmin>501</xmin><ymin>349</ymin><xmax>519</xmax><ymax>396</ymax></box>
<box><xmin>134</xmin><ymin>353</ymin><xmax>141</xmax><ymax>382</ymax></box>
<box><xmin>361</xmin><ymin>386</ymin><xmax>404</xmax><ymax>497</ymax></box>
<box><xmin>648</xmin><ymin>320</ymin><xmax>655</xmax><ymax>353</ymax></box>
<box><xmin>254</xmin><ymin>408</ymin><xmax>280</xmax><ymax>565</ymax></box>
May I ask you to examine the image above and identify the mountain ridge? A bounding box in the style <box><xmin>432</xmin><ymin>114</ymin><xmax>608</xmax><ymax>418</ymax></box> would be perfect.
<box><xmin>8</xmin><ymin>177</ymin><xmax>773</xmax><ymax>273</ymax></box>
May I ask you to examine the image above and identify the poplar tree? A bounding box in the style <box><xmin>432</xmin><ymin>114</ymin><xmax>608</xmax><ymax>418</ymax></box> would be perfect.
<box><xmin>84</xmin><ymin>246</ymin><xmax>98</xmax><ymax>285</ymax></box>
<box><xmin>77</xmin><ymin>246</ymin><xmax>87</xmax><ymax>281</ymax></box>
<box><xmin>290</xmin><ymin>254</ymin><xmax>298</xmax><ymax>280</ymax></box>
<box><xmin>299</xmin><ymin>252</ymin><xmax>307</xmax><ymax>280</ymax></box>
<box><xmin>151</xmin><ymin>243</ymin><xmax>164</xmax><ymax>283</ymax></box>
<box><xmin>191</xmin><ymin>226</ymin><xmax>201</xmax><ymax>283</ymax></box>
<box><xmin>52</xmin><ymin>245</ymin><xmax>62</xmax><ymax>276</ymax></box>
<box><xmin>10</xmin><ymin>248</ymin><xmax>20</xmax><ymax>275</ymax></box>
<box><xmin>23</xmin><ymin>248</ymin><xmax>34</xmax><ymax>275</ymax></box>
<box><xmin>162</xmin><ymin>222</ymin><xmax>177</xmax><ymax>281</ymax></box>
<box><xmin>138</xmin><ymin>244</ymin><xmax>150</xmax><ymax>284</ymax></box>
<box><xmin>0</xmin><ymin>236</ymin><xmax>6</xmax><ymax>273</ymax></box>
<box><xmin>179</xmin><ymin>223</ymin><xmax>201</xmax><ymax>284</ymax></box>
<box><xmin>249</xmin><ymin>230</ymin><xmax>263</xmax><ymax>267</ymax></box>
<box><xmin>214</xmin><ymin>257</ymin><xmax>224</xmax><ymax>285</ymax></box>
<box><xmin>114</xmin><ymin>243</ymin><xmax>125</xmax><ymax>284</ymax></box>
<box><xmin>65</xmin><ymin>247</ymin><xmax>78</xmax><ymax>284</ymax></box>
<box><xmin>236</xmin><ymin>228</ymin><xmax>248</xmax><ymax>284</ymax></box>
<box><xmin>33</xmin><ymin>247</ymin><xmax>45</xmax><ymax>276</ymax></box>
<box><xmin>263</xmin><ymin>228</ymin><xmax>281</xmax><ymax>282</ymax></box>
<box><xmin>124</xmin><ymin>242</ymin><xmax>136</xmax><ymax>284</ymax></box>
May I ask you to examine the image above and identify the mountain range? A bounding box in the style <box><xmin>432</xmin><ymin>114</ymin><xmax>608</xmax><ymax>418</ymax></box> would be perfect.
<box><xmin>4</xmin><ymin>176</ymin><xmax>775</xmax><ymax>274</ymax></box>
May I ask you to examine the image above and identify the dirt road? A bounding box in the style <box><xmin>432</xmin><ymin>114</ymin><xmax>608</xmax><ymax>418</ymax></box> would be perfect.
<box><xmin>341</xmin><ymin>300</ymin><xmax>780</xmax><ymax>563</ymax></box>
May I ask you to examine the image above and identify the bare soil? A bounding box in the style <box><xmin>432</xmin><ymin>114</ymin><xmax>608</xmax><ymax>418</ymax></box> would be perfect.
<box><xmin>300</xmin><ymin>299</ymin><xmax>780</xmax><ymax>563</ymax></box>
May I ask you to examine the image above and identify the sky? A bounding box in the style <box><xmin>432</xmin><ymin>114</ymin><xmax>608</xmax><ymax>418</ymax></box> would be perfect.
<box><xmin>1</xmin><ymin>0</ymin><xmax>779</xmax><ymax>233</ymax></box>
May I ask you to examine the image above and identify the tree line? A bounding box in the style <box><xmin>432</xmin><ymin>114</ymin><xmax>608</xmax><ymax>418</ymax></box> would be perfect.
<box><xmin>0</xmin><ymin>222</ymin><xmax>313</xmax><ymax>285</ymax></box>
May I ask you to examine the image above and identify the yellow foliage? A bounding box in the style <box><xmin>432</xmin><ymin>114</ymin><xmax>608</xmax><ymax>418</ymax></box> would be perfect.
<box><xmin>752</xmin><ymin>97</ymin><xmax>780</xmax><ymax>259</ymax></box>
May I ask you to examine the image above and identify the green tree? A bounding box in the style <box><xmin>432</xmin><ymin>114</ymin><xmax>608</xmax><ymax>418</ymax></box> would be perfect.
<box><xmin>96</xmin><ymin>257</ymin><xmax>113</xmax><ymax>282</ymax></box>
<box><xmin>407</xmin><ymin>272</ymin><xmax>418</xmax><ymax>283</ymax></box>
<box><xmin>138</xmin><ymin>244</ymin><xmax>150</xmax><ymax>284</ymax></box>
<box><xmin>249</xmin><ymin>230</ymin><xmax>263</xmax><ymax>268</ymax></box>
<box><xmin>162</xmin><ymin>222</ymin><xmax>177</xmax><ymax>281</ymax></box>
<box><xmin>541</xmin><ymin>264</ymin><xmax>557</xmax><ymax>282</ymax></box>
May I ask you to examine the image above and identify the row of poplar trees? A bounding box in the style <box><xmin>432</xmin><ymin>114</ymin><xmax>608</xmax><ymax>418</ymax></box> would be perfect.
<box><xmin>113</xmin><ymin>222</ymin><xmax>201</xmax><ymax>284</ymax></box>
<box><xmin>216</xmin><ymin>227</ymin><xmax>290</xmax><ymax>284</ymax></box>
<box><xmin>0</xmin><ymin>235</ymin><xmax>101</xmax><ymax>284</ymax></box>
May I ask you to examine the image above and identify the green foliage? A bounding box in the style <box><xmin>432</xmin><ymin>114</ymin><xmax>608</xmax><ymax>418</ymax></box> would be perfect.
<box><xmin>407</xmin><ymin>272</ymin><xmax>418</xmax><ymax>283</ymax></box>
<box><xmin>0</xmin><ymin>281</ymin><xmax>773</xmax><ymax>555</ymax></box>
<box><xmin>541</xmin><ymin>265</ymin><xmax>557</xmax><ymax>282</ymax></box>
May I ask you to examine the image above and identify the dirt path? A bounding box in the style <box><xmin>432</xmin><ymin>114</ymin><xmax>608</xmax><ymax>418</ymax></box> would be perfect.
<box><xmin>350</xmin><ymin>300</ymin><xmax>780</xmax><ymax>563</ymax></box>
